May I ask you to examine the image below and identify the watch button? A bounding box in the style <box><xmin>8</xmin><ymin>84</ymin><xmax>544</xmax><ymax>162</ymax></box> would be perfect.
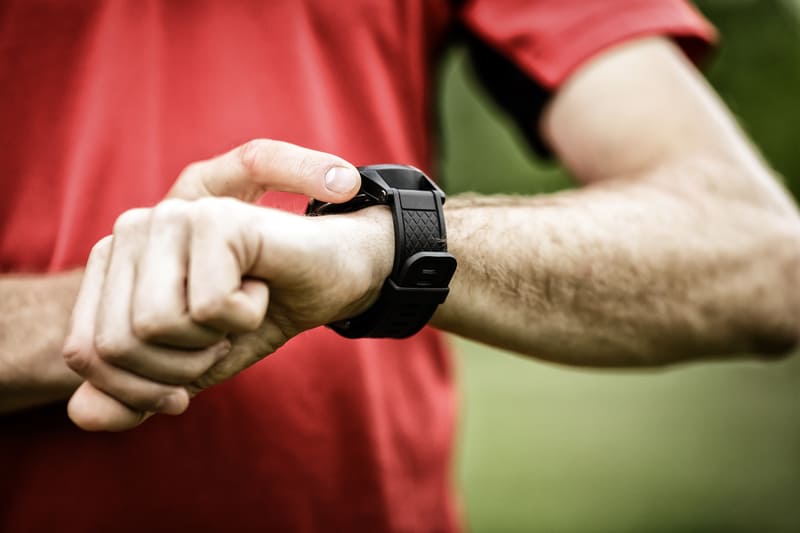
<box><xmin>396</xmin><ymin>252</ymin><xmax>457</xmax><ymax>288</ymax></box>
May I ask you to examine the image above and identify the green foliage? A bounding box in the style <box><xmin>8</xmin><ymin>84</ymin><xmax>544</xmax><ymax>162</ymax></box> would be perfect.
<box><xmin>456</xmin><ymin>339</ymin><xmax>800</xmax><ymax>533</ymax></box>
<box><xmin>439</xmin><ymin>1</ymin><xmax>800</xmax><ymax>531</ymax></box>
<box><xmin>438</xmin><ymin>47</ymin><xmax>572</xmax><ymax>196</ymax></box>
<box><xmin>700</xmin><ymin>0</ymin><xmax>800</xmax><ymax>198</ymax></box>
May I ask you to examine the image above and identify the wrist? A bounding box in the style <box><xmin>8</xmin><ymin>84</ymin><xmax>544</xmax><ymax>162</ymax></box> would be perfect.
<box><xmin>320</xmin><ymin>205</ymin><xmax>395</xmax><ymax>320</ymax></box>
<box><xmin>0</xmin><ymin>270</ymin><xmax>84</xmax><ymax>413</ymax></box>
<box><xmin>354</xmin><ymin>204</ymin><xmax>395</xmax><ymax>287</ymax></box>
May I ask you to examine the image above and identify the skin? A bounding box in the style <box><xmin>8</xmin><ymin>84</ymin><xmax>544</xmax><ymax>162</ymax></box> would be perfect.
<box><xmin>1</xmin><ymin>37</ymin><xmax>799</xmax><ymax>428</ymax></box>
<box><xmin>438</xmin><ymin>37</ymin><xmax>800</xmax><ymax>364</ymax></box>
<box><xmin>0</xmin><ymin>270</ymin><xmax>83</xmax><ymax>412</ymax></box>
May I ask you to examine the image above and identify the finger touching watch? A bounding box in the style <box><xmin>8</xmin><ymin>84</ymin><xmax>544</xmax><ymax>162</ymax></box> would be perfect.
<box><xmin>306</xmin><ymin>164</ymin><xmax>457</xmax><ymax>338</ymax></box>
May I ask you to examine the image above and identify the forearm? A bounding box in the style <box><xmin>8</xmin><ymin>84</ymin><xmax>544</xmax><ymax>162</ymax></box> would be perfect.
<box><xmin>0</xmin><ymin>270</ymin><xmax>83</xmax><ymax>413</ymax></box>
<box><xmin>433</xmin><ymin>159</ymin><xmax>800</xmax><ymax>366</ymax></box>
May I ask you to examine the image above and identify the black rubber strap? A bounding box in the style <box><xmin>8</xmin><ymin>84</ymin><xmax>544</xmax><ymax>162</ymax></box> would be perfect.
<box><xmin>392</xmin><ymin>189</ymin><xmax>447</xmax><ymax>266</ymax></box>
<box><xmin>331</xmin><ymin>250</ymin><xmax>456</xmax><ymax>338</ymax></box>
<box><xmin>400</xmin><ymin>205</ymin><xmax>446</xmax><ymax>255</ymax></box>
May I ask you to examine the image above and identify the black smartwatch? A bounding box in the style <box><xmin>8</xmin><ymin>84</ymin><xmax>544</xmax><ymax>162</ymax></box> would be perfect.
<box><xmin>306</xmin><ymin>164</ymin><xmax>457</xmax><ymax>338</ymax></box>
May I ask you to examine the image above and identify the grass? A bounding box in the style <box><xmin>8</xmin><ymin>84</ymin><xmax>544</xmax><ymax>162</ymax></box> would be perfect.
<box><xmin>455</xmin><ymin>339</ymin><xmax>800</xmax><ymax>532</ymax></box>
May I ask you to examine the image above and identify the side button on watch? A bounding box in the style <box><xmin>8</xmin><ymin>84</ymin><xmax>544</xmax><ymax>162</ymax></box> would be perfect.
<box><xmin>306</xmin><ymin>164</ymin><xmax>457</xmax><ymax>338</ymax></box>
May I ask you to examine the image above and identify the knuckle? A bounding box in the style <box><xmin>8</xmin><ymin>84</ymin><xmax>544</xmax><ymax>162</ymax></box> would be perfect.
<box><xmin>188</xmin><ymin>197</ymin><xmax>218</xmax><ymax>226</ymax></box>
<box><xmin>237</xmin><ymin>139</ymin><xmax>274</xmax><ymax>175</ymax></box>
<box><xmin>239</xmin><ymin>308</ymin><xmax>263</xmax><ymax>332</ymax></box>
<box><xmin>112</xmin><ymin>208</ymin><xmax>149</xmax><ymax>237</ymax></box>
<box><xmin>89</xmin><ymin>235</ymin><xmax>113</xmax><ymax>261</ymax></box>
<box><xmin>63</xmin><ymin>347</ymin><xmax>93</xmax><ymax>375</ymax></box>
<box><xmin>191</xmin><ymin>197</ymin><xmax>239</xmax><ymax>227</ymax></box>
<box><xmin>192</xmin><ymin>195</ymin><xmax>219</xmax><ymax>212</ymax></box>
<box><xmin>94</xmin><ymin>333</ymin><xmax>137</xmax><ymax>364</ymax></box>
<box><xmin>150</xmin><ymin>199</ymin><xmax>189</xmax><ymax>226</ymax></box>
<box><xmin>189</xmin><ymin>296</ymin><xmax>227</xmax><ymax>325</ymax></box>
<box><xmin>191</xmin><ymin>294</ymin><xmax>263</xmax><ymax>332</ymax></box>
<box><xmin>130</xmin><ymin>312</ymin><xmax>172</xmax><ymax>341</ymax></box>
<box><xmin>130</xmin><ymin>312</ymin><xmax>200</xmax><ymax>344</ymax></box>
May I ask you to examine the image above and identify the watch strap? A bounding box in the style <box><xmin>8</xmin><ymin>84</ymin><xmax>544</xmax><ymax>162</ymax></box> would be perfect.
<box><xmin>330</xmin><ymin>252</ymin><xmax>456</xmax><ymax>338</ymax></box>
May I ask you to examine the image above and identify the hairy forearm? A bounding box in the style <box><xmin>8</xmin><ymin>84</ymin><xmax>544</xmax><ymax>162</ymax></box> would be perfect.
<box><xmin>0</xmin><ymin>270</ymin><xmax>83</xmax><ymax>412</ymax></box>
<box><xmin>433</xmin><ymin>159</ymin><xmax>800</xmax><ymax>366</ymax></box>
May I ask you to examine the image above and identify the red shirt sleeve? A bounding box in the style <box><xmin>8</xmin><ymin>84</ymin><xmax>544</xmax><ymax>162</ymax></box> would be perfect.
<box><xmin>459</xmin><ymin>0</ymin><xmax>717</xmax><ymax>89</ymax></box>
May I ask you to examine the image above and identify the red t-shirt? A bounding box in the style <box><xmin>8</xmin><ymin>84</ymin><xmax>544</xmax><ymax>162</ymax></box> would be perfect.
<box><xmin>0</xmin><ymin>1</ymin><xmax>713</xmax><ymax>531</ymax></box>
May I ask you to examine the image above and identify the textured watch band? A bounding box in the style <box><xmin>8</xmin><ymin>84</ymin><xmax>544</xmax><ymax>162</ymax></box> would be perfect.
<box><xmin>306</xmin><ymin>165</ymin><xmax>457</xmax><ymax>339</ymax></box>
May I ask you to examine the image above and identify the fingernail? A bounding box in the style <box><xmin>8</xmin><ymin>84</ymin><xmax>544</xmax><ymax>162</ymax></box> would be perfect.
<box><xmin>324</xmin><ymin>166</ymin><xmax>358</xmax><ymax>194</ymax></box>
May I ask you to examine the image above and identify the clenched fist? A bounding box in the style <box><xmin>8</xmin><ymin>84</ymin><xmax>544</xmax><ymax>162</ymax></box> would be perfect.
<box><xmin>63</xmin><ymin>140</ymin><xmax>394</xmax><ymax>431</ymax></box>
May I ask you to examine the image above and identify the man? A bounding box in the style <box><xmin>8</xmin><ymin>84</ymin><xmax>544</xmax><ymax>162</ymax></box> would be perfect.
<box><xmin>1</xmin><ymin>0</ymin><xmax>798</xmax><ymax>531</ymax></box>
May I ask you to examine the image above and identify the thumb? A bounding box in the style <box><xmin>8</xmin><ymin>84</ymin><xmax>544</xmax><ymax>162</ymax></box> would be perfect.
<box><xmin>167</xmin><ymin>139</ymin><xmax>361</xmax><ymax>204</ymax></box>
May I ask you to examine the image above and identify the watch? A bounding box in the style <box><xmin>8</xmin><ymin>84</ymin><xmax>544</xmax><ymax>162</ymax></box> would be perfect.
<box><xmin>306</xmin><ymin>164</ymin><xmax>457</xmax><ymax>338</ymax></box>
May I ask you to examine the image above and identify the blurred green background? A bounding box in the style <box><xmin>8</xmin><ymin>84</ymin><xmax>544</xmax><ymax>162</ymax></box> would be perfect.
<box><xmin>438</xmin><ymin>1</ymin><xmax>800</xmax><ymax>531</ymax></box>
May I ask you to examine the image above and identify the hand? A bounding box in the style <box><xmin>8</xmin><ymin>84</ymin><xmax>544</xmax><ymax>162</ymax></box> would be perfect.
<box><xmin>63</xmin><ymin>140</ymin><xmax>394</xmax><ymax>431</ymax></box>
